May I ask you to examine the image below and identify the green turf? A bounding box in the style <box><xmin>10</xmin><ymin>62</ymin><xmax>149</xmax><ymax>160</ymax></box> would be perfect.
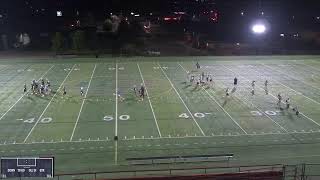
<box><xmin>0</xmin><ymin>56</ymin><xmax>320</xmax><ymax>179</ymax></box>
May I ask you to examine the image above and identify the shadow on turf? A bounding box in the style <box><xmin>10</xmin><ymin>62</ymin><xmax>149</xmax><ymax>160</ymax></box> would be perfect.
<box><xmin>124</xmin><ymin>95</ymin><xmax>137</xmax><ymax>105</ymax></box>
<box><xmin>231</xmin><ymin>87</ymin><xmax>237</xmax><ymax>93</ymax></box>
<box><xmin>183</xmin><ymin>85</ymin><xmax>192</xmax><ymax>89</ymax></box>
<box><xmin>222</xmin><ymin>100</ymin><xmax>228</xmax><ymax>107</ymax></box>
<box><xmin>191</xmin><ymin>86</ymin><xmax>201</xmax><ymax>92</ymax></box>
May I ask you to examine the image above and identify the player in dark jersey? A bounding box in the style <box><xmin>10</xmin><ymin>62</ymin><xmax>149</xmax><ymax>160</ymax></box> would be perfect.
<box><xmin>293</xmin><ymin>106</ymin><xmax>299</xmax><ymax>116</ymax></box>
<box><xmin>251</xmin><ymin>80</ymin><xmax>256</xmax><ymax>95</ymax></box>
<box><xmin>251</xmin><ymin>80</ymin><xmax>255</xmax><ymax>89</ymax></box>
<box><xmin>63</xmin><ymin>86</ymin><xmax>67</xmax><ymax>96</ymax></box>
<box><xmin>23</xmin><ymin>84</ymin><xmax>27</xmax><ymax>93</ymax></box>
<box><xmin>264</xmin><ymin>80</ymin><xmax>269</xmax><ymax>95</ymax></box>
<box><xmin>285</xmin><ymin>98</ymin><xmax>290</xmax><ymax>109</ymax></box>
<box><xmin>277</xmin><ymin>93</ymin><xmax>282</xmax><ymax>106</ymax></box>
<box><xmin>34</xmin><ymin>81</ymin><xmax>38</xmax><ymax>90</ymax></box>
<box><xmin>234</xmin><ymin>77</ymin><xmax>238</xmax><ymax>86</ymax></box>
<box><xmin>140</xmin><ymin>84</ymin><xmax>145</xmax><ymax>99</ymax></box>
<box><xmin>196</xmin><ymin>62</ymin><xmax>200</xmax><ymax>69</ymax></box>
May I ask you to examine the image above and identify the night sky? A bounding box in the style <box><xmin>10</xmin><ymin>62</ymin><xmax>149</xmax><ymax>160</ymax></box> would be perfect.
<box><xmin>0</xmin><ymin>0</ymin><xmax>319</xmax><ymax>18</ymax></box>
<box><xmin>0</xmin><ymin>0</ymin><xmax>319</xmax><ymax>41</ymax></box>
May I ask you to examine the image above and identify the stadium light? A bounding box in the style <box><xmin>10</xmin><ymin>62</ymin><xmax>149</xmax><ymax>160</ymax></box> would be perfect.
<box><xmin>252</xmin><ymin>24</ymin><xmax>266</xmax><ymax>34</ymax></box>
<box><xmin>56</xmin><ymin>11</ymin><xmax>62</xmax><ymax>17</ymax></box>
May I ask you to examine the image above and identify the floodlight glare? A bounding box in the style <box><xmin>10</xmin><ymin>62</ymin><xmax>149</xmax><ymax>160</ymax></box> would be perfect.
<box><xmin>252</xmin><ymin>24</ymin><xmax>266</xmax><ymax>34</ymax></box>
<box><xmin>56</xmin><ymin>11</ymin><xmax>62</xmax><ymax>17</ymax></box>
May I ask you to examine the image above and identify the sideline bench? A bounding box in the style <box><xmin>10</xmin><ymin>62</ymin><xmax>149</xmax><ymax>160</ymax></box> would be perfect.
<box><xmin>127</xmin><ymin>154</ymin><xmax>234</xmax><ymax>165</ymax></box>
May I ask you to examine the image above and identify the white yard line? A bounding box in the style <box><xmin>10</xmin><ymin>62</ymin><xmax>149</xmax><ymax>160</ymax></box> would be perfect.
<box><xmin>289</xmin><ymin>61</ymin><xmax>320</xmax><ymax>75</ymax></box>
<box><xmin>238</xmin><ymin>94</ymin><xmax>288</xmax><ymax>133</ymax></box>
<box><xmin>123</xmin><ymin>132</ymin><xmax>305</xmax><ymax>140</ymax></box>
<box><xmin>247</xmin><ymin>64</ymin><xmax>320</xmax><ymax>127</ymax></box>
<box><xmin>299</xmin><ymin>62</ymin><xmax>320</xmax><ymax>74</ymax></box>
<box><xmin>114</xmin><ymin>62</ymin><xmax>119</xmax><ymax>165</ymax></box>
<box><xmin>299</xmin><ymin>113</ymin><xmax>320</xmax><ymax>127</ymax></box>
<box><xmin>1</xmin><ymin>130</ymin><xmax>320</xmax><ymax>146</ymax></box>
<box><xmin>240</xmin><ymin>96</ymin><xmax>288</xmax><ymax>133</ymax></box>
<box><xmin>0</xmin><ymin>64</ymin><xmax>31</xmax><ymax>88</ymax></box>
<box><xmin>137</xmin><ymin>63</ymin><xmax>162</xmax><ymax>137</ymax></box>
<box><xmin>222</xmin><ymin>65</ymin><xmax>320</xmax><ymax>128</ymax></box>
<box><xmin>115</xmin><ymin>62</ymin><xmax>118</xmax><ymax>137</ymax></box>
<box><xmin>261</xmin><ymin>63</ymin><xmax>320</xmax><ymax>92</ymax></box>
<box><xmin>158</xmin><ymin>63</ymin><xmax>205</xmax><ymax>136</ymax></box>
<box><xmin>178</xmin><ymin>63</ymin><xmax>248</xmax><ymax>134</ymax></box>
<box><xmin>115</xmin><ymin>141</ymin><xmax>118</xmax><ymax>165</ymax></box>
<box><xmin>70</xmin><ymin>64</ymin><xmax>97</xmax><ymax>141</ymax></box>
<box><xmin>23</xmin><ymin>64</ymin><xmax>76</xmax><ymax>143</ymax></box>
<box><xmin>0</xmin><ymin>65</ymin><xmax>54</xmax><ymax>121</ymax></box>
<box><xmin>209</xmin><ymin>64</ymin><xmax>289</xmax><ymax>133</ymax></box>
<box><xmin>259</xmin><ymin>64</ymin><xmax>320</xmax><ymax>106</ymax></box>
<box><xmin>250</xmin><ymin>64</ymin><xmax>320</xmax><ymax>129</ymax></box>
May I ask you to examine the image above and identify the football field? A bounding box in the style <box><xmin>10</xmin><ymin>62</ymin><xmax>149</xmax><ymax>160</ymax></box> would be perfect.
<box><xmin>0</xmin><ymin>56</ymin><xmax>320</xmax><ymax>178</ymax></box>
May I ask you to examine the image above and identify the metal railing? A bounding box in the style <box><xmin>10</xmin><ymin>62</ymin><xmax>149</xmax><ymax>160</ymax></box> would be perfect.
<box><xmin>3</xmin><ymin>163</ymin><xmax>320</xmax><ymax>180</ymax></box>
<box><xmin>53</xmin><ymin>164</ymin><xmax>284</xmax><ymax>180</ymax></box>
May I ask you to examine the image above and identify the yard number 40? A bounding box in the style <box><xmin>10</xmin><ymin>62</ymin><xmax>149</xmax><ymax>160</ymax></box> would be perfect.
<box><xmin>179</xmin><ymin>112</ymin><xmax>210</xmax><ymax>119</ymax></box>
<box><xmin>17</xmin><ymin>117</ymin><xmax>52</xmax><ymax>124</ymax></box>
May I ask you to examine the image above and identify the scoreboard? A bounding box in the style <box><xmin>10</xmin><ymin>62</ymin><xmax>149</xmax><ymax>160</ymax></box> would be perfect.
<box><xmin>1</xmin><ymin>157</ymin><xmax>54</xmax><ymax>178</ymax></box>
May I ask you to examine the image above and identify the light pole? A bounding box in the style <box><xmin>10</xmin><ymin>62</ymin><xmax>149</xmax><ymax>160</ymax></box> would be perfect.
<box><xmin>251</xmin><ymin>21</ymin><xmax>268</xmax><ymax>54</ymax></box>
